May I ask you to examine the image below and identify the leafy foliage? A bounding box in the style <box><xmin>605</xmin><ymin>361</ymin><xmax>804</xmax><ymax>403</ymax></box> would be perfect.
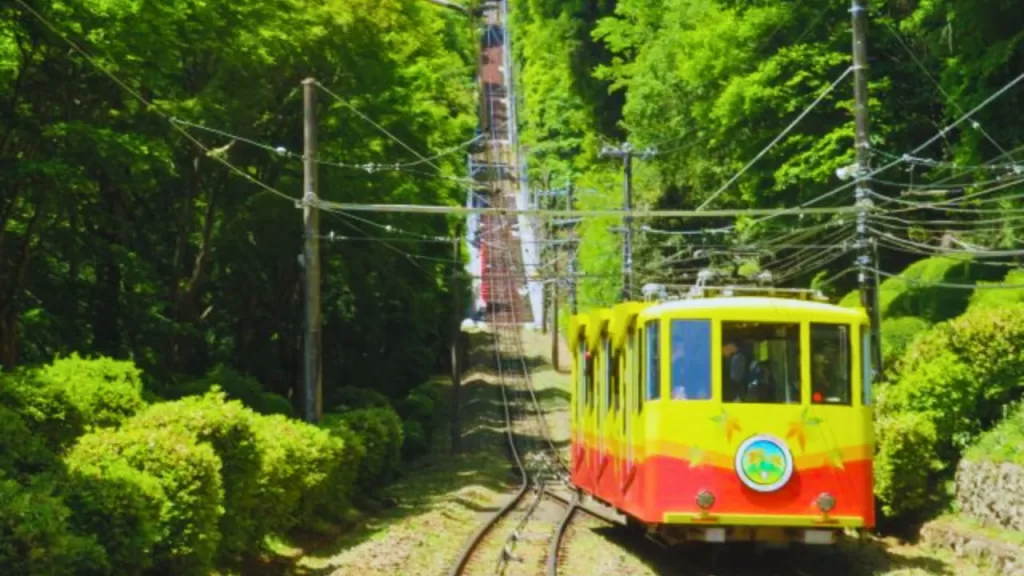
<box><xmin>1</xmin><ymin>0</ymin><xmax>475</xmax><ymax>415</ymax></box>
<box><xmin>0</xmin><ymin>369</ymin><xmax>85</xmax><ymax>453</ymax></box>
<box><xmin>323</xmin><ymin>407</ymin><xmax>404</xmax><ymax>491</ymax></box>
<box><xmin>0</xmin><ymin>472</ymin><xmax>106</xmax><ymax>576</ymax></box>
<box><xmin>35</xmin><ymin>354</ymin><xmax>146</xmax><ymax>430</ymax></box>
<box><xmin>249</xmin><ymin>413</ymin><xmax>353</xmax><ymax>535</ymax></box>
<box><xmin>874</xmin><ymin>305</ymin><xmax>1024</xmax><ymax>517</ymax></box>
<box><xmin>964</xmin><ymin>401</ymin><xmax>1024</xmax><ymax>466</ymax></box>
<box><xmin>62</xmin><ymin>457</ymin><xmax>165</xmax><ymax>575</ymax></box>
<box><xmin>67</xmin><ymin>427</ymin><xmax>225</xmax><ymax>575</ymax></box>
<box><xmin>124</xmin><ymin>390</ymin><xmax>262</xmax><ymax>560</ymax></box>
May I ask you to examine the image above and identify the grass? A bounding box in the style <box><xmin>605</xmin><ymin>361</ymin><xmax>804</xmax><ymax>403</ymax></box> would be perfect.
<box><xmin>231</xmin><ymin>335</ymin><xmax>519</xmax><ymax>576</ymax></box>
<box><xmin>238</xmin><ymin>328</ymin><xmax>1007</xmax><ymax>575</ymax></box>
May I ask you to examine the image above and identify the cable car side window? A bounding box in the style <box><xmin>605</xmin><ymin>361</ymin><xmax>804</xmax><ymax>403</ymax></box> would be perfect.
<box><xmin>721</xmin><ymin>321</ymin><xmax>801</xmax><ymax>404</ymax></box>
<box><xmin>670</xmin><ymin>320</ymin><xmax>711</xmax><ymax>400</ymax></box>
<box><xmin>810</xmin><ymin>323</ymin><xmax>853</xmax><ymax>405</ymax></box>
<box><xmin>645</xmin><ymin>320</ymin><xmax>661</xmax><ymax>401</ymax></box>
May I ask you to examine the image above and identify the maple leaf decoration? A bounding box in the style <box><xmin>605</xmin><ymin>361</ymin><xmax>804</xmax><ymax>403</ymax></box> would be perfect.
<box><xmin>710</xmin><ymin>409</ymin><xmax>742</xmax><ymax>444</ymax></box>
<box><xmin>828</xmin><ymin>447</ymin><xmax>846</xmax><ymax>470</ymax></box>
<box><xmin>786</xmin><ymin>407</ymin><xmax>823</xmax><ymax>454</ymax></box>
<box><xmin>688</xmin><ymin>447</ymin><xmax>706</xmax><ymax>469</ymax></box>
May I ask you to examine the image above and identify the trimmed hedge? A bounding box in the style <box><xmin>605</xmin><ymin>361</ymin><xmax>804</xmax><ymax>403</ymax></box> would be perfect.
<box><xmin>67</xmin><ymin>426</ymin><xmax>224</xmax><ymax>575</ymax></box>
<box><xmin>171</xmin><ymin>365</ymin><xmax>293</xmax><ymax>417</ymax></box>
<box><xmin>873</xmin><ymin>411</ymin><xmax>942</xmax><ymax>517</ymax></box>
<box><xmin>333</xmin><ymin>387</ymin><xmax>391</xmax><ymax>411</ymax></box>
<box><xmin>0</xmin><ymin>369</ymin><xmax>85</xmax><ymax>453</ymax></box>
<box><xmin>0</xmin><ymin>472</ymin><xmax>106</xmax><ymax>576</ymax></box>
<box><xmin>840</xmin><ymin>256</ymin><xmax>1000</xmax><ymax>323</ymax></box>
<box><xmin>124</xmin><ymin>390</ymin><xmax>262</xmax><ymax>559</ymax></box>
<box><xmin>0</xmin><ymin>404</ymin><xmax>61</xmax><ymax>483</ymax></box>
<box><xmin>35</xmin><ymin>354</ymin><xmax>146</xmax><ymax>429</ymax></box>
<box><xmin>324</xmin><ymin>407</ymin><xmax>403</xmax><ymax>491</ymax></box>
<box><xmin>874</xmin><ymin>304</ymin><xmax>1024</xmax><ymax>517</ymax></box>
<box><xmin>880</xmin><ymin>316</ymin><xmax>930</xmax><ymax>370</ymax></box>
<box><xmin>249</xmin><ymin>413</ymin><xmax>353</xmax><ymax>535</ymax></box>
<box><xmin>62</xmin><ymin>457</ymin><xmax>165</xmax><ymax>575</ymax></box>
<box><xmin>968</xmin><ymin>269</ymin><xmax>1024</xmax><ymax>311</ymax></box>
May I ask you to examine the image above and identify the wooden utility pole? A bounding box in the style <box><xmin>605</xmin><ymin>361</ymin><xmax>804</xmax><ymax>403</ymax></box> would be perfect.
<box><xmin>302</xmin><ymin>78</ymin><xmax>323</xmax><ymax>424</ymax></box>
<box><xmin>551</xmin><ymin>260</ymin><xmax>560</xmax><ymax>371</ymax></box>
<box><xmin>600</xmin><ymin>144</ymin><xmax>655</xmax><ymax>302</ymax></box>
<box><xmin>450</xmin><ymin>224</ymin><xmax>463</xmax><ymax>454</ymax></box>
<box><xmin>851</xmin><ymin>0</ymin><xmax>883</xmax><ymax>376</ymax></box>
<box><xmin>567</xmin><ymin>182</ymin><xmax>577</xmax><ymax>314</ymax></box>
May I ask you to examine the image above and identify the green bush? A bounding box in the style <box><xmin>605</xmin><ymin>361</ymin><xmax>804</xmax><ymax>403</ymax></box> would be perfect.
<box><xmin>874</xmin><ymin>304</ymin><xmax>1024</xmax><ymax>517</ymax></box>
<box><xmin>0</xmin><ymin>369</ymin><xmax>85</xmax><ymax>453</ymax></box>
<box><xmin>249</xmin><ymin>414</ymin><xmax>353</xmax><ymax>534</ymax></box>
<box><xmin>67</xmin><ymin>426</ymin><xmax>224</xmax><ymax>575</ymax></box>
<box><xmin>873</xmin><ymin>411</ymin><xmax>942</xmax><ymax>518</ymax></box>
<box><xmin>964</xmin><ymin>402</ymin><xmax>1024</xmax><ymax>466</ymax></box>
<box><xmin>62</xmin><ymin>457</ymin><xmax>165</xmax><ymax>575</ymax></box>
<box><xmin>0</xmin><ymin>472</ymin><xmax>106</xmax><ymax>576</ymax></box>
<box><xmin>124</xmin><ymin>390</ymin><xmax>261</xmax><ymax>559</ymax></box>
<box><xmin>401</xmin><ymin>419</ymin><xmax>429</xmax><ymax>459</ymax></box>
<box><xmin>0</xmin><ymin>404</ymin><xmax>61</xmax><ymax>482</ymax></box>
<box><xmin>326</xmin><ymin>407</ymin><xmax>403</xmax><ymax>490</ymax></box>
<box><xmin>880</xmin><ymin>316</ymin><xmax>930</xmax><ymax>369</ymax></box>
<box><xmin>35</xmin><ymin>353</ymin><xmax>146</xmax><ymax>430</ymax></box>
<box><xmin>333</xmin><ymin>387</ymin><xmax>391</xmax><ymax>411</ymax></box>
<box><xmin>172</xmin><ymin>365</ymin><xmax>292</xmax><ymax>416</ymax></box>
<box><xmin>968</xmin><ymin>269</ymin><xmax>1024</xmax><ymax>311</ymax></box>
<box><xmin>840</xmin><ymin>256</ymin><xmax>1000</xmax><ymax>323</ymax></box>
<box><xmin>259</xmin><ymin>392</ymin><xmax>293</xmax><ymax>416</ymax></box>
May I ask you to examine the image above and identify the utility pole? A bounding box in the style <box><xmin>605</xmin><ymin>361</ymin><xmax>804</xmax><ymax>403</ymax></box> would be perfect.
<box><xmin>600</xmin><ymin>143</ymin><xmax>655</xmax><ymax>302</ymax></box>
<box><xmin>551</xmin><ymin>254</ymin><xmax>560</xmax><ymax>371</ymax></box>
<box><xmin>450</xmin><ymin>223</ymin><xmax>463</xmax><ymax>454</ymax></box>
<box><xmin>567</xmin><ymin>182</ymin><xmax>577</xmax><ymax>314</ymax></box>
<box><xmin>301</xmin><ymin>78</ymin><xmax>323</xmax><ymax>423</ymax></box>
<box><xmin>851</xmin><ymin>0</ymin><xmax>883</xmax><ymax>376</ymax></box>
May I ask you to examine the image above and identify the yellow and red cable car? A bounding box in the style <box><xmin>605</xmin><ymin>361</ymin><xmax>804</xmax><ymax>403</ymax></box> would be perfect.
<box><xmin>568</xmin><ymin>288</ymin><xmax>874</xmax><ymax>545</ymax></box>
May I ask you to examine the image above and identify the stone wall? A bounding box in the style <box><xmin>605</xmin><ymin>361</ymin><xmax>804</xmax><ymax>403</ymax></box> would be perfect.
<box><xmin>955</xmin><ymin>458</ymin><xmax>1024</xmax><ymax>531</ymax></box>
<box><xmin>921</xmin><ymin>521</ymin><xmax>1024</xmax><ymax>576</ymax></box>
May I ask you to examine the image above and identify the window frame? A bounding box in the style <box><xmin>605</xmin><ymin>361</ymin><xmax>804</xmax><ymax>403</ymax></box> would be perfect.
<box><xmin>720</xmin><ymin>320</ymin><xmax>802</xmax><ymax>405</ymax></box>
<box><xmin>809</xmin><ymin>322</ymin><xmax>854</xmax><ymax>406</ymax></box>
<box><xmin>668</xmin><ymin>319</ymin><xmax>712</xmax><ymax>401</ymax></box>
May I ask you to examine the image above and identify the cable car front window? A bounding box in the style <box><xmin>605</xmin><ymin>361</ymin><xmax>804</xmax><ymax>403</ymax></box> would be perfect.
<box><xmin>721</xmin><ymin>322</ymin><xmax>801</xmax><ymax>404</ymax></box>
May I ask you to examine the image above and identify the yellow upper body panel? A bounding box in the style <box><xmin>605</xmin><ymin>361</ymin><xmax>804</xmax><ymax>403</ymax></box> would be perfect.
<box><xmin>585</xmin><ymin>309</ymin><xmax>612</xmax><ymax>351</ymax></box>
<box><xmin>610</xmin><ymin>302</ymin><xmax>647</xmax><ymax>351</ymax></box>
<box><xmin>638</xmin><ymin>296</ymin><xmax>868</xmax><ymax>325</ymax></box>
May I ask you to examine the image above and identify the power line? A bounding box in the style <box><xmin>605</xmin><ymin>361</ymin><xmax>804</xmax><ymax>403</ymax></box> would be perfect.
<box><xmin>317</xmin><ymin>201</ymin><xmax>858</xmax><ymax>218</ymax></box>
<box><xmin>696</xmin><ymin>66</ymin><xmax>854</xmax><ymax>211</ymax></box>
<box><xmin>13</xmin><ymin>0</ymin><xmax>299</xmax><ymax>206</ymax></box>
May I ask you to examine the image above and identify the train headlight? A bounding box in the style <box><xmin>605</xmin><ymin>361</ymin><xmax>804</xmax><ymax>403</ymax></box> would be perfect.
<box><xmin>816</xmin><ymin>492</ymin><xmax>836</xmax><ymax>514</ymax></box>
<box><xmin>696</xmin><ymin>490</ymin><xmax>716</xmax><ymax>510</ymax></box>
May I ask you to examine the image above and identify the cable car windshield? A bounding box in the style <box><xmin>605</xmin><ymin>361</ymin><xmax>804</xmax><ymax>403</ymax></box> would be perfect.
<box><xmin>721</xmin><ymin>322</ymin><xmax>801</xmax><ymax>404</ymax></box>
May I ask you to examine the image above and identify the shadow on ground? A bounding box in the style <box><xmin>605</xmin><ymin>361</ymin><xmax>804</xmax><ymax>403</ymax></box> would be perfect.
<box><xmin>589</xmin><ymin>523</ymin><xmax>954</xmax><ymax>576</ymax></box>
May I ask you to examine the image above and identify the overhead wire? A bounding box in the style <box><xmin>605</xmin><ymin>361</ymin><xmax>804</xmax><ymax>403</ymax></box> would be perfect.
<box><xmin>12</xmin><ymin>0</ymin><xmax>299</xmax><ymax>206</ymax></box>
<box><xmin>695</xmin><ymin>66</ymin><xmax>855</xmax><ymax>211</ymax></box>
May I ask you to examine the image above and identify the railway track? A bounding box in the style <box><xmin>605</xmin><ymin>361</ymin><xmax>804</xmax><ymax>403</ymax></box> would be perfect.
<box><xmin>450</xmin><ymin>0</ymin><xmax>588</xmax><ymax>572</ymax></box>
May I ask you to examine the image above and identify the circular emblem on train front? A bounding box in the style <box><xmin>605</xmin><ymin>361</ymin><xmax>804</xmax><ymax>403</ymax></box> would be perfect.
<box><xmin>734</xmin><ymin>434</ymin><xmax>794</xmax><ymax>493</ymax></box>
